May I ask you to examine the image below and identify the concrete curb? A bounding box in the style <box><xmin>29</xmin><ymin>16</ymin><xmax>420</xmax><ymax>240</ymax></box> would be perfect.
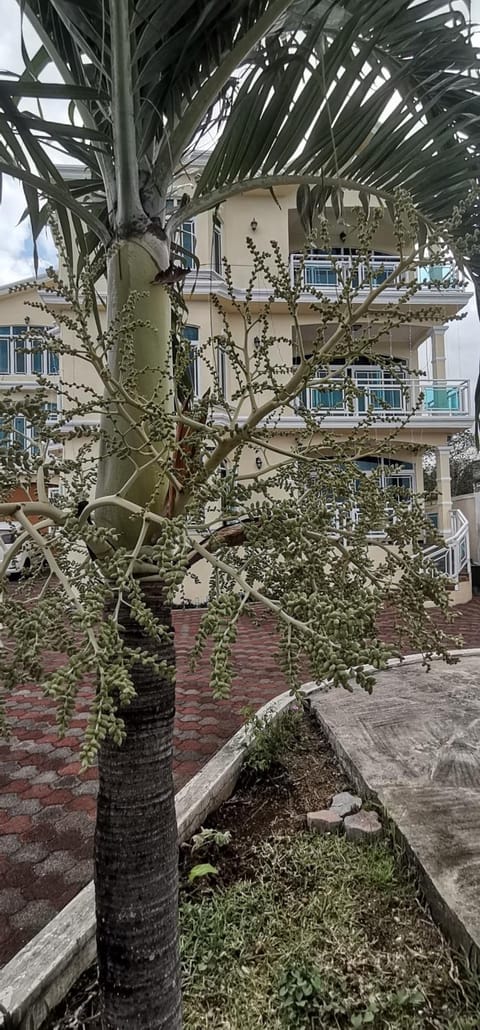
<box><xmin>0</xmin><ymin>680</ymin><xmax>321</xmax><ymax>1030</ymax></box>
<box><xmin>1</xmin><ymin>648</ymin><xmax>477</xmax><ymax>1029</ymax></box>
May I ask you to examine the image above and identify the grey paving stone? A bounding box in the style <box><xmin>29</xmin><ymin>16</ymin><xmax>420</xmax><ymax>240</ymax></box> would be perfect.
<box><xmin>0</xmin><ymin>888</ymin><xmax>26</xmax><ymax>915</ymax></box>
<box><xmin>23</xmin><ymin>742</ymin><xmax>55</xmax><ymax>755</ymax></box>
<box><xmin>76</xmin><ymin>781</ymin><xmax>98</xmax><ymax>796</ymax></box>
<box><xmin>0</xmin><ymin>794</ymin><xmax>21</xmax><ymax>810</ymax></box>
<box><xmin>330</xmin><ymin>791</ymin><xmax>362</xmax><ymax>818</ymax></box>
<box><xmin>58</xmin><ymin>811</ymin><xmax>92</xmax><ymax>835</ymax></box>
<box><xmin>9</xmin><ymin>765</ymin><xmax>38</xmax><ymax>780</ymax></box>
<box><xmin>0</xmin><ymin>834</ymin><xmax>22</xmax><ymax>855</ymax></box>
<box><xmin>64</xmin><ymin>858</ymin><xmax>94</xmax><ymax>885</ymax></box>
<box><xmin>14</xmin><ymin>842</ymin><xmax>49</xmax><ymax>863</ymax></box>
<box><xmin>36</xmin><ymin>850</ymin><xmax>77</xmax><ymax>876</ymax></box>
<box><xmin>34</xmin><ymin>771</ymin><xmax>59</xmax><ymax>784</ymax></box>
<box><xmin>11</xmin><ymin>798</ymin><xmax>42</xmax><ymax>816</ymax></box>
<box><xmin>33</xmin><ymin>806</ymin><xmax>68</xmax><ymax>825</ymax></box>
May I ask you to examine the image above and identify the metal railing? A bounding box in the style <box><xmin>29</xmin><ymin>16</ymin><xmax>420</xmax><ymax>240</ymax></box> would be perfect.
<box><xmin>297</xmin><ymin>368</ymin><xmax>470</xmax><ymax>418</ymax></box>
<box><xmin>422</xmin><ymin>508</ymin><xmax>470</xmax><ymax>581</ymax></box>
<box><xmin>328</xmin><ymin>504</ymin><xmax>470</xmax><ymax>582</ymax></box>
<box><xmin>326</xmin><ymin>502</ymin><xmax>411</xmax><ymax>540</ymax></box>
<box><xmin>290</xmin><ymin>252</ymin><xmax>466</xmax><ymax>291</ymax></box>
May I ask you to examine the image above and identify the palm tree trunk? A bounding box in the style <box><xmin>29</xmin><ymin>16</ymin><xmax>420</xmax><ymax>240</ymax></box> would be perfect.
<box><xmin>94</xmin><ymin>581</ymin><xmax>181</xmax><ymax>1030</ymax></box>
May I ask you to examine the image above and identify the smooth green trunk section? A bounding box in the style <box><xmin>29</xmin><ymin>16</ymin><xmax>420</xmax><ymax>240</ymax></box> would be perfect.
<box><xmin>96</xmin><ymin>238</ymin><xmax>172</xmax><ymax>547</ymax></box>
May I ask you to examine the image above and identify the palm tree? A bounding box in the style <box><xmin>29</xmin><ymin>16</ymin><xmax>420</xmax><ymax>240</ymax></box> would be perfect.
<box><xmin>0</xmin><ymin>2</ymin><xmax>479</xmax><ymax>1027</ymax></box>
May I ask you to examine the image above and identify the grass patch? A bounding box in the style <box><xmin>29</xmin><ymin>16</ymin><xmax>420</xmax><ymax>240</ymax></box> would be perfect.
<box><xmin>181</xmin><ymin>833</ymin><xmax>480</xmax><ymax>1029</ymax></box>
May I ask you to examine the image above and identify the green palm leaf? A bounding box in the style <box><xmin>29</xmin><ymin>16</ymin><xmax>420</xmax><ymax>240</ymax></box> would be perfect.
<box><xmin>0</xmin><ymin>0</ymin><xmax>478</xmax><ymax>259</ymax></box>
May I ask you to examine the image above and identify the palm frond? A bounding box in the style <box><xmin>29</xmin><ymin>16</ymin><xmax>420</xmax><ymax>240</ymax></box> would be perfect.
<box><xmin>0</xmin><ymin>0</ymin><xmax>477</xmax><ymax>269</ymax></box>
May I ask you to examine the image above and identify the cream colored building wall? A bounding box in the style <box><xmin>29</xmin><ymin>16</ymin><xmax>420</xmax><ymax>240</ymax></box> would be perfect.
<box><xmin>0</xmin><ymin>182</ymin><xmax>472</xmax><ymax>605</ymax></box>
<box><xmin>0</xmin><ymin>288</ymin><xmax>54</xmax><ymax>329</ymax></box>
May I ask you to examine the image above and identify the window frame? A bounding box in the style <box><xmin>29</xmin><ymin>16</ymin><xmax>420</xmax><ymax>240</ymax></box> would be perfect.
<box><xmin>216</xmin><ymin>338</ymin><xmax>227</xmax><ymax>398</ymax></box>
<box><xmin>182</xmin><ymin>325</ymin><xmax>200</xmax><ymax>398</ymax></box>
<box><xmin>213</xmin><ymin>215</ymin><xmax>222</xmax><ymax>275</ymax></box>
<box><xmin>0</xmin><ymin>325</ymin><xmax>60</xmax><ymax>377</ymax></box>
<box><xmin>166</xmin><ymin>198</ymin><xmax>196</xmax><ymax>270</ymax></box>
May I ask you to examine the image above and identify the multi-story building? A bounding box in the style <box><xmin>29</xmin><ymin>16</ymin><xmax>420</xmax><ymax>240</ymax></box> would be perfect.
<box><xmin>0</xmin><ymin>167</ymin><xmax>473</xmax><ymax>602</ymax></box>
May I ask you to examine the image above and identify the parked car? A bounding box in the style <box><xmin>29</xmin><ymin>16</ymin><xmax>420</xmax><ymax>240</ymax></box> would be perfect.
<box><xmin>0</xmin><ymin>521</ymin><xmax>32</xmax><ymax>579</ymax></box>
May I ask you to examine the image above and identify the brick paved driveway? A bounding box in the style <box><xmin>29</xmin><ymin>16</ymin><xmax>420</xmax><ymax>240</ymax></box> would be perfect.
<box><xmin>1</xmin><ymin>599</ymin><xmax>479</xmax><ymax>967</ymax></box>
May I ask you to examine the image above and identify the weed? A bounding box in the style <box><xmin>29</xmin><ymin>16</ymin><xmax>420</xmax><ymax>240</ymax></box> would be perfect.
<box><xmin>191</xmin><ymin>827</ymin><xmax>232</xmax><ymax>853</ymax></box>
<box><xmin>242</xmin><ymin>703</ymin><xmax>303</xmax><ymax>773</ymax></box>
<box><xmin>188</xmin><ymin>863</ymin><xmax>218</xmax><ymax>884</ymax></box>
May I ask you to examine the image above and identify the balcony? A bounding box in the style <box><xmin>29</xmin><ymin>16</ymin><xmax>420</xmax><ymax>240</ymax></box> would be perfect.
<box><xmin>289</xmin><ymin>252</ymin><xmax>467</xmax><ymax>293</ymax></box>
<box><xmin>297</xmin><ymin>368</ymin><xmax>470</xmax><ymax>422</ymax></box>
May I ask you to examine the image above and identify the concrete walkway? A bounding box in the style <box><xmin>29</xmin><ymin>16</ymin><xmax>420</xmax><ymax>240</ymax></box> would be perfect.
<box><xmin>311</xmin><ymin>652</ymin><xmax>480</xmax><ymax>960</ymax></box>
<box><xmin>1</xmin><ymin>597</ymin><xmax>479</xmax><ymax>968</ymax></box>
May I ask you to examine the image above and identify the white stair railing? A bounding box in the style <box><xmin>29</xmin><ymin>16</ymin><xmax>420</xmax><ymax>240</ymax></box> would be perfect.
<box><xmin>422</xmin><ymin>509</ymin><xmax>470</xmax><ymax>581</ymax></box>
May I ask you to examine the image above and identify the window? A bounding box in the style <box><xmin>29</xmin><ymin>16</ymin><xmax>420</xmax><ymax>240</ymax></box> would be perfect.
<box><xmin>182</xmin><ymin>325</ymin><xmax>199</xmax><ymax>397</ymax></box>
<box><xmin>14</xmin><ymin>329</ymin><xmax>26</xmax><ymax>374</ymax></box>
<box><xmin>0</xmin><ymin>333</ymin><xmax>10</xmax><ymax>373</ymax></box>
<box><xmin>180</xmin><ymin>220</ymin><xmax>195</xmax><ymax>269</ymax></box>
<box><xmin>216</xmin><ymin>339</ymin><xmax>226</xmax><ymax>398</ymax></box>
<box><xmin>32</xmin><ymin>349</ymin><xmax>43</xmax><ymax>374</ymax></box>
<box><xmin>0</xmin><ymin>326</ymin><xmax>59</xmax><ymax>376</ymax></box>
<box><xmin>0</xmin><ymin>411</ymin><xmax>58</xmax><ymax>455</ymax></box>
<box><xmin>166</xmin><ymin>197</ymin><xmax>196</xmax><ymax>270</ymax></box>
<box><xmin>47</xmin><ymin>351</ymin><xmax>60</xmax><ymax>375</ymax></box>
<box><xmin>356</xmin><ymin>457</ymin><xmax>415</xmax><ymax>494</ymax></box>
<box><xmin>0</xmin><ymin>529</ymin><xmax>16</xmax><ymax>545</ymax></box>
<box><xmin>213</xmin><ymin>216</ymin><xmax>222</xmax><ymax>275</ymax></box>
<box><xmin>13</xmin><ymin>416</ymin><xmax>27</xmax><ymax>447</ymax></box>
<box><xmin>45</xmin><ymin>401</ymin><xmax>59</xmax><ymax>421</ymax></box>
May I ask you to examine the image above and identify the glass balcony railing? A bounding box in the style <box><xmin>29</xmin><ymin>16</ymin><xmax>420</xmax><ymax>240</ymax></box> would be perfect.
<box><xmin>297</xmin><ymin>369</ymin><xmax>470</xmax><ymax>418</ymax></box>
<box><xmin>290</xmin><ymin>252</ymin><xmax>466</xmax><ymax>291</ymax></box>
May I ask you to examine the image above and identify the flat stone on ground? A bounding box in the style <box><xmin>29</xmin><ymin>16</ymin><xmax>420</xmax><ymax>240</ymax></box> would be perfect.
<box><xmin>329</xmin><ymin>791</ymin><xmax>362</xmax><ymax>817</ymax></box>
<box><xmin>307</xmin><ymin>809</ymin><xmax>343</xmax><ymax>834</ymax></box>
<box><xmin>344</xmin><ymin>810</ymin><xmax>382</xmax><ymax>842</ymax></box>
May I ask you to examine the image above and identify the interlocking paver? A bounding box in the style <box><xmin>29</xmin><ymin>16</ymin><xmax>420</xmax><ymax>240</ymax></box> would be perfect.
<box><xmin>0</xmin><ymin>889</ymin><xmax>26</xmax><ymax>915</ymax></box>
<box><xmin>0</xmin><ymin>598</ymin><xmax>479</xmax><ymax>969</ymax></box>
<box><xmin>35</xmin><ymin>850</ymin><xmax>77</xmax><ymax>875</ymax></box>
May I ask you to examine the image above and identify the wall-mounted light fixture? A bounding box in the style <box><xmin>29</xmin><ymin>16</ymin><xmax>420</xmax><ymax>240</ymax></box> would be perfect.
<box><xmin>337</xmin><ymin>217</ymin><xmax>349</xmax><ymax>243</ymax></box>
<box><xmin>255</xmin><ymin>454</ymin><xmax>263</xmax><ymax>470</ymax></box>
<box><xmin>253</xmin><ymin>336</ymin><xmax>261</xmax><ymax>348</ymax></box>
<box><xmin>250</xmin><ymin>217</ymin><xmax>258</xmax><ymax>232</ymax></box>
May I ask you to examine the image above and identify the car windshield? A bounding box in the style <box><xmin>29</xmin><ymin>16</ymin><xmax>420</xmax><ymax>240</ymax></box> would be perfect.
<box><xmin>0</xmin><ymin>531</ymin><xmax>16</xmax><ymax>545</ymax></box>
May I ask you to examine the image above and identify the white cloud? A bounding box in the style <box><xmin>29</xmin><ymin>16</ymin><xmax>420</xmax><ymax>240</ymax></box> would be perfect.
<box><xmin>0</xmin><ymin>174</ymin><xmax>56</xmax><ymax>284</ymax></box>
<box><xmin>0</xmin><ymin>0</ymin><xmax>68</xmax><ymax>283</ymax></box>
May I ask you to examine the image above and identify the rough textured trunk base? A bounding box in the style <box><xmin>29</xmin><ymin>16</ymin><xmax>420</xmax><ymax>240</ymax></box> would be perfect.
<box><xmin>95</xmin><ymin>582</ymin><xmax>181</xmax><ymax>1030</ymax></box>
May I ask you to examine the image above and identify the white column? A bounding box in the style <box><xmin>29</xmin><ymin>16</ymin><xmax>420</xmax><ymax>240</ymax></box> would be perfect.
<box><xmin>435</xmin><ymin>445</ymin><xmax>452</xmax><ymax>534</ymax></box>
<box><xmin>431</xmin><ymin>325</ymin><xmax>447</xmax><ymax>380</ymax></box>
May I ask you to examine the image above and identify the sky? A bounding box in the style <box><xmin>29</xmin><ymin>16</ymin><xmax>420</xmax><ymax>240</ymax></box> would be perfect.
<box><xmin>0</xmin><ymin>0</ymin><xmax>478</xmax><ymax>398</ymax></box>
